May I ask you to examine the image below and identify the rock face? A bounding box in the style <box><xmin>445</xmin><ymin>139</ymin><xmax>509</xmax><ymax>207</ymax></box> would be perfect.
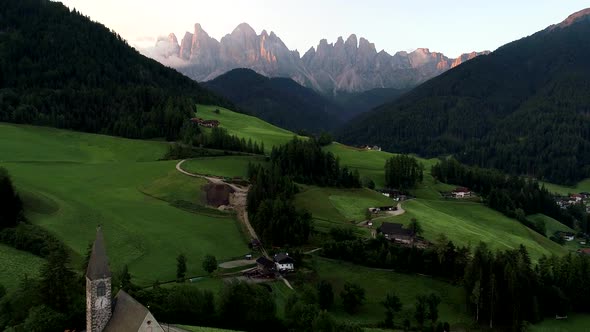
<box><xmin>144</xmin><ymin>23</ymin><xmax>488</xmax><ymax>95</ymax></box>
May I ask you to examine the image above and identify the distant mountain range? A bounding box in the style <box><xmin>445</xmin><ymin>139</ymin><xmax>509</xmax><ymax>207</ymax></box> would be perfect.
<box><xmin>143</xmin><ymin>23</ymin><xmax>488</xmax><ymax>95</ymax></box>
<box><xmin>338</xmin><ymin>8</ymin><xmax>590</xmax><ymax>185</ymax></box>
<box><xmin>204</xmin><ymin>68</ymin><xmax>406</xmax><ymax>133</ymax></box>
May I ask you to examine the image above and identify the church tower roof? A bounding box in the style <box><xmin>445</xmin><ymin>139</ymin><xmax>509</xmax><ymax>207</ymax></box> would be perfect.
<box><xmin>86</xmin><ymin>226</ymin><xmax>111</xmax><ymax>279</ymax></box>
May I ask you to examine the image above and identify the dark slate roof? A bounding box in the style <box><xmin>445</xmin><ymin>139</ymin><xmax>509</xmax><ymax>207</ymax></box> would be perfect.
<box><xmin>86</xmin><ymin>227</ymin><xmax>111</xmax><ymax>279</ymax></box>
<box><xmin>274</xmin><ymin>253</ymin><xmax>294</xmax><ymax>264</ymax></box>
<box><xmin>256</xmin><ymin>256</ymin><xmax>275</xmax><ymax>269</ymax></box>
<box><xmin>104</xmin><ymin>290</ymin><xmax>150</xmax><ymax>332</ymax></box>
<box><xmin>379</xmin><ymin>222</ymin><xmax>413</xmax><ymax>236</ymax></box>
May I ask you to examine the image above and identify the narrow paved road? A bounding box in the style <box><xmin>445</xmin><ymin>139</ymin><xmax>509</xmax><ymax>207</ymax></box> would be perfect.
<box><xmin>357</xmin><ymin>203</ymin><xmax>406</xmax><ymax>226</ymax></box>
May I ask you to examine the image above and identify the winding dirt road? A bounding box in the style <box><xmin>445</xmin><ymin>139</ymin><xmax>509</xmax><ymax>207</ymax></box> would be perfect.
<box><xmin>175</xmin><ymin>159</ymin><xmax>294</xmax><ymax>290</ymax></box>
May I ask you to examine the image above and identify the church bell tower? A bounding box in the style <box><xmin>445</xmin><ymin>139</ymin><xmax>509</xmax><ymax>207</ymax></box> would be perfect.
<box><xmin>86</xmin><ymin>226</ymin><xmax>112</xmax><ymax>332</ymax></box>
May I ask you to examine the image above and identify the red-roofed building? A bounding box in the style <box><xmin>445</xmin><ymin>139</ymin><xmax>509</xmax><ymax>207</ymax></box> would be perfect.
<box><xmin>452</xmin><ymin>187</ymin><xmax>471</xmax><ymax>198</ymax></box>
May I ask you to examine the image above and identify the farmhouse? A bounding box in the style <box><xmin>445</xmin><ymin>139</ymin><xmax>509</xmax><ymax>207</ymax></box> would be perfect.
<box><xmin>452</xmin><ymin>187</ymin><xmax>472</xmax><ymax>198</ymax></box>
<box><xmin>378</xmin><ymin>222</ymin><xmax>414</xmax><ymax>244</ymax></box>
<box><xmin>274</xmin><ymin>253</ymin><xmax>295</xmax><ymax>272</ymax></box>
<box><xmin>557</xmin><ymin>231</ymin><xmax>575</xmax><ymax>241</ymax></box>
<box><xmin>86</xmin><ymin>227</ymin><xmax>164</xmax><ymax>332</ymax></box>
<box><xmin>190</xmin><ymin>117</ymin><xmax>220</xmax><ymax>128</ymax></box>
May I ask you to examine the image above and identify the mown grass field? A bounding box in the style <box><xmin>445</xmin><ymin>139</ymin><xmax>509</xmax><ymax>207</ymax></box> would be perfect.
<box><xmin>314</xmin><ymin>257</ymin><xmax>470</xmax><ymax>327</ymax></box>
<box><xmin>294</xmin><ymin>185</ymin><xmax>391</xmax><ymax>234</ymax></box>
<box><xmin>0</xmin><ymin>244</ymin><xmax>45</xmax><ymax>290</ymax></box>
<box><xmin>530</xmin><ymin>314</ymin><xmax>590</xmax><ymax>332</ymax></box>
<box><xmin>529</xmin><ymin>214</ymin><xmax>575</xmax><ymax>236</ymax></box>
<box><xmin>182</xmin><ymin>155</ymin><xmax>268</xmax><ymax>178</ymax></box>
<box><xmin>197</xmin><ymin>105</ymin><xmax>301</xmax><ymax>151</ymax></box>
<box><xmin>0</xmin><ymin>123</ymin><xmax>249</xmax><ymax>286</ymax></box>
<box><xmin>322</xmin><ymin>142</ymin><xmax>569</xmax><ymax>260</ymax></box>
<box><xmin>324</xmin><ymin>143</ymin><xmax>440</xmax><ymax>189</ymax></box>
<box><xmin>385</xmin><ymin>200</ymin><xmax>568</xmax><ymax>261</ymax></box>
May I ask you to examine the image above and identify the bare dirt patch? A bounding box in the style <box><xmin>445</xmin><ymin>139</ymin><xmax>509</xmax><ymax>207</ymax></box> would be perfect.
<box><xmin>205</xmin><ymin>183</ymin><xmax>235</xmax><ymax>207</ymax></box>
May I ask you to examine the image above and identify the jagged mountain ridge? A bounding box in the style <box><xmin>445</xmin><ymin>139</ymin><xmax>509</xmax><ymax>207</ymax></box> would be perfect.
<box><xmin>144</xmin><ymin>23</ymin><xmax>488</xmax><ymax>95</ymax></box>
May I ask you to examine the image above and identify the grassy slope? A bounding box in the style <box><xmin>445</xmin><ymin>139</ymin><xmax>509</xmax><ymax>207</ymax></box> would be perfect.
<box><xmin>197</xmin><ymin>105</ymin><xmax>301</xmax><ymax>151</ymax></box>
<box><xmin>530</xmin><ymin>314</ymin><xmax>590</xmax><ymax>332</ymax></box>
<box><xmin>314</xmin><ymin>257</ymin><xmax>470</xmax><ymax>327</ymax></box>
<box><xmin>0</xmin><ymin>244</ymin><xmax>45</xmax><ymax>290</ymax></box>
<box><xmin>175</xmin><ymin>110</ymin><xmax>569</xmax><ymax>261</ymax></box>
<box><xmin>542</xmin><ymin>178</ymin><xmax>590</xmax><ymax>195</ymax></box>
<box><xmin>294</xmin><ymin>186</ymin><xmax>391</xmax><ymax>234</ymax></box>
<box><xmin>0</xmin><ymin>123</ymin><xmax>248</xmax><ymax>286</ymax></box>
<box><xmin>323</xmin><ymin>142</ymin><xmax>568</xmax><ymax>260</ymax></box>
<box><xmin>182</xmin><ymin>156</ymin><xmax>268</xmax><ymax>178</ymax></box>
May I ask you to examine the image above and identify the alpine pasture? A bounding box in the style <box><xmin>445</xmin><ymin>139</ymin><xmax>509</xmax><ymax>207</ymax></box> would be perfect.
<box><xmin>0</xmin><ymin>123</ymin><xmax>248</xmax><ymax>287</ymax></box>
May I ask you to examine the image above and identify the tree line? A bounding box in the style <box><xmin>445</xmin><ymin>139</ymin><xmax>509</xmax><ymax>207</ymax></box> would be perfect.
<box><xmin>384</xmin><ymin>155</ymin><xmax>424</xmax><ymax>190</ymax></box>
<box><xmin>0</xmin><ymin>168</ymin><xmax>63</xmax><ymax>257</ymax></box>
<box><xmin>179</xmin><ymin>122</ymin><xmax>265</xmax><ymax>155</ymax></box>
<box><xmin>322</xmin><ymin>227</ymin><xmax>590</xmax><ymax>330</ymax></box>
<box><xmin>246</xmin><ymin>163</ymin><xmax>312</xmax><ymax>246</ymax></box>
<box><xmin>0</xmin><ymin>0</ymin><xmax>233</xmax><ymax>141</ymax></box>
<box><xmin>270</xmin><ymin>137</ymin><xmax>361</xmax><ymax>188</ymax></box>
<box><xmin>431</xmin><ymin>158</ymin><xmax>581</xmax><ymax>233</ymax></box>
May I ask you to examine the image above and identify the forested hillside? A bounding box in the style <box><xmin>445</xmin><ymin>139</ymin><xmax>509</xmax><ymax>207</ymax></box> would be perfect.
<box><xmin>0</xmin><ymin>0</ymin><xmax>231</xmax><ymax>140</ymax></box>
<box><xmin>338</xmin><ymin>11</ymin><xmax>590</xmax><ymax>184</ymax></box>
<box><xmin>204</xmin><ymin>68</ymin><xmax>343</xmax><ymax>132</ymax></box>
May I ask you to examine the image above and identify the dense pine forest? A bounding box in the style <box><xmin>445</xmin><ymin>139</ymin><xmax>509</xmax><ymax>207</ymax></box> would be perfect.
<box><xmin>205</xmin><ymin>69</ymin><xmax>343</xmax><ymax>133</ymax></box>
<box><xmin>270</xmin><ymin>137</ymin><xmax>361</xmax><ymax>187</ymax></box>
<box><xmin>0</xmin><ymin>0</ymin><xmax>231</xmax><ymax>140</ymax></box>
<box><xmin>338</xmin><ymin>17</ymin><xmax>590</xmax><ymax>185</ymax></box>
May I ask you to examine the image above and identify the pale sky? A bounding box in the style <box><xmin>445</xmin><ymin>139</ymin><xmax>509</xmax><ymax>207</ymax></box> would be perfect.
<box><xmin>57</xmin><ymin>0</ymin><xmax>588</xmax><ymax>57</ymax></box>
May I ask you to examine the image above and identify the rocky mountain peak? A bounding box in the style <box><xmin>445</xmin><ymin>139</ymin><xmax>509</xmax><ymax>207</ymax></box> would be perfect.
<box><xmin>553</xmin><ymin>8</ymin><xmax>590</xmax><ymax>29</ymax></box>
<box><xmin>231</xmin><ymin>22</ymin><xmax>257</xmax><ymax>38</ymax></box>
<box><xmin>143</xmin><ymin>22</ymin><xmax>488</xmax><ymax>95</ymax></box>
<box><xmin>345</xmin><ymin>34</ymin><xmax>358</xmax><ymax>48</ymax></box>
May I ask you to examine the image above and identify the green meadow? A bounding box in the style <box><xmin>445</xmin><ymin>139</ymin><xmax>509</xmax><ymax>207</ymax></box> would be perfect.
<box><xmin>314</xmin><ymin>257</ymin><xmax>470</xmax><ymax>327</ymax></box>
<box><xmin>385</xmin><ymin>199</ymin><xmax>568</xmax><ymax>261</ymax></box>
<box><xmin>294</xmin><ymin>185</ymin><xmax>391</xmax><ymax>233</ymax></box>
<box><xmin>542</xmin><ymin>178</ymin><xmax>590</xmax><ymax>196</ymax></box>
<box><xmin>0</xmin><ymin>123</ymin><xmax>249</xmax><ymax>286</ymax></box>
<box><xmin>196</xmin><ymin>105</ymin><xmax>301</xmax><ymax>150</ymax></box>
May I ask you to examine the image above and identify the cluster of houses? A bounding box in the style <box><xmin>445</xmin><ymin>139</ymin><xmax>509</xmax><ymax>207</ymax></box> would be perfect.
<box><xmin>190</xmin><ymin>117</ymin><xmax>220</xmax><ymax>128</ymax></box>
<box><xmin>555</xmin><ymin>192</ymin><xmax>590</xmax><ymax>211</ymax></box>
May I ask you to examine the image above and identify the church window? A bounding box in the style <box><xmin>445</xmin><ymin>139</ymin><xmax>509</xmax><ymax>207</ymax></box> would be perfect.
<box><xmin>97</xmin><ymin>281</ymin><xmax>106</xmax><ymax>297</ymax></box>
